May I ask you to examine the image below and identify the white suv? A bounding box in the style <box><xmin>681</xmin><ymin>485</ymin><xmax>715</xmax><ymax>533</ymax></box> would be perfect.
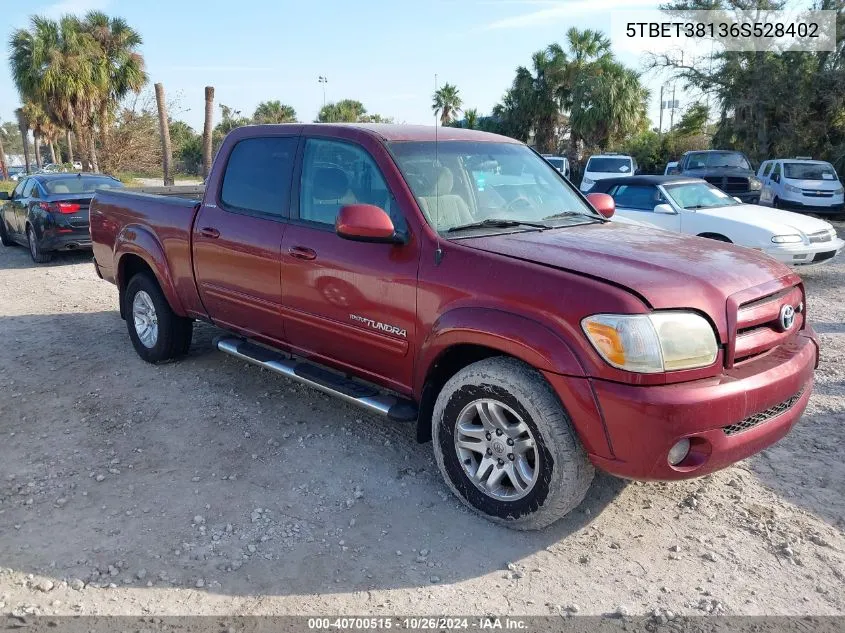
<box><xmin>580</xmin><ymin>154</ymin><xmax>637</xmax><ymax>192</ymax></box>
<box><xmin>757</xmin><ymin>158</ymin><xmax>844</xmax><ymax>215</ymax></box>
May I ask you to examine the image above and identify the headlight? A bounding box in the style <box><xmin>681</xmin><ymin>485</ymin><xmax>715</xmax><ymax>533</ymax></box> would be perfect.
<box><xmin>749</xmin><ymin>178</ymin><xmax>762</xmax><ymax>191</ymax></box>
<box><xmin>784</xmin><ymin>183</ymin><xmax>801</xmax><ymax>193</ymax></box>
<box><xmin>834</xmin><ymin>186</ymin><xmax>844</xmax><ymax>195</ymax></box>
<box><xmin>581</xmin><ymin>312</ymin><xmax>718</xmax><ymax>374</ymax></box>
<box><xmin>771</xmin><ymin>234</ymin><xmax>803</xmax><ymax>244</ymax></box>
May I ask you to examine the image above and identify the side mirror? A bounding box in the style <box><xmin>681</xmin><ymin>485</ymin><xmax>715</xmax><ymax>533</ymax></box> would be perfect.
<box><xmin>586</xmin><ymin>192</ymin><xmax>615</xmax><ymax>218</ymax></box>
<box><xmin>732</xmin><ymin>196</ymin><xmax>743</xmax><ymax>203</ymax></box>
<box><xmin>654</xmin><ymin>203</ymin><xmax>675</xmax><ymax>214</ymax></box>
<box><xmin>336</xmin><ymin>204</ymin><xmax>405</xmax><ymax>244</ymax></box>
<box><xmin>0</xmin><ymin>192</ymin><xmax>9</xmax><ymax>201</ymax></box>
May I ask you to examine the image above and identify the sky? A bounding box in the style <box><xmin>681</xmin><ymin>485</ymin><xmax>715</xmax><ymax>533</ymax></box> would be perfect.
<box><xmin>2</xmin><ymin>0</ymin><xmax>691</xmax><ymax>135</ymax></box>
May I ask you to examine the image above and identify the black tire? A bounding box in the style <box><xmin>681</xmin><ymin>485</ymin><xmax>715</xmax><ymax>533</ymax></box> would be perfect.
<box><xmin>27</xmin><ymin>225</ymin><xmax>52</xmax><ymax>263</ymax></box>
<box><xmin>773</xmin><ymin>197</ymin><xmax>781</xmax><ymax>209</ymax></box>
<box><xmin>124</xmin><ymin>272</ymin><xmax>193</xmax><ymax>363</ymax></box>
<box><xmin>0</xmin><ymin>218</ymin><xmax>14</xmax><ymax>247</ymax></box>
<box><xmin>432</xmin><ymin>357</ymin><xmax>594</xmax><ymax>530</ymax></box>
<box><xmin>698</xmin><ymin>232</ymin><xmax>732</xmax><ymax>243</ymax></box>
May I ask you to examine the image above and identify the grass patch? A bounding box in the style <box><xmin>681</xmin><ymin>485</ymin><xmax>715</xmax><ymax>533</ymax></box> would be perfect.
<box><xmin>0</xmin><ymin>180</ymin><xmax>15</xmax><ymax>194</ymax></box>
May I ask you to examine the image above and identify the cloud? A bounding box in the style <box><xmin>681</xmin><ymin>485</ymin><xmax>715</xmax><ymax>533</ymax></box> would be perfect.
<box><xmin>483</xmin><ymin>0</ymin><xmax>652</xmax><ymax>30</ymax></box>
<box><xmin>41</xmin><ymin>0</ymin><xmax>110</xmax><ymax>18</ymax></box>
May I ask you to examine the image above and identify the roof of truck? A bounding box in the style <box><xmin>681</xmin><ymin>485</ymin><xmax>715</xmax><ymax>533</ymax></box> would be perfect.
<box><xmin>252</xmin><ymin>123</ymin><xmax>519</xmax><ymax>143</ymax></box>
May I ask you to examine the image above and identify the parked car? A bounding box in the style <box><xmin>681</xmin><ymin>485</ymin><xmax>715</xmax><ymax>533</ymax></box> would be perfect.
<box><xmin>39</xmin><ymin>163</ymin><xmax>65</xmax><ymax>174</ymax></box>
<box><xmin>579</xmin><ymin>153</ymin><xmax>637</xmax><ymax>192</ymax></box>
<box><xmin>664</xmin><ymin>161</ymin><xmax>679</xmax><ymax>175</ymax></box>
<box><xmin>0</xmin><ymin>173</ymin><xmax>124</xmax><ymax>263</ymax></box>
<box><xmin>677</xmin><ymin>150</ymin><xmax>762</xmax><ymax>204</ymax></box>
<box><xmin>592</xmin><ymin>175</ymin><xmax>844</xmax><ymax>266</ymax></box>
<box><xmin>9</xmin><ymin>166</ymin><xmax>27</xmax><ymax>181</ymax></box>
<box><xmin>757</xmin><ymin>157</ymin><xmax>844</xmax><ymax>215</ymax></box>
<box><xmin>541</xmin><ymin>154</ymin><xmax>570</xmax><ymax>179</ymax></box>
<box><xmin>72</xmin><ymin>161</ymin><xmax>83</xmax><ymax>171</ymax></box>
<box><xmin>90</xmin><ymin>124</ymin><xmax>817</xmax><ymax>530</ymax></box>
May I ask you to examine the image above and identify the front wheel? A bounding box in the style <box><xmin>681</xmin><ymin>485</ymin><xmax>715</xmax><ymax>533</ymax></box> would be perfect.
<box><xmin>432</xmin><ymin>357</ymin><xmax>594</xmax><ymax>530</ymax></box>
<box><xmin>124</xmin><ymin>272</ymin><xmax>193</xmax><ymax>363</ymax></box>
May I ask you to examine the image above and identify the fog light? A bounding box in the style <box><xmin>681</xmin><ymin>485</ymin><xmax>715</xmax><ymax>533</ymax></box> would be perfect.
<box><xmin>667</xmin><ymin>438</ymin><xmax>691</xmax><ymax>466</ymax></box>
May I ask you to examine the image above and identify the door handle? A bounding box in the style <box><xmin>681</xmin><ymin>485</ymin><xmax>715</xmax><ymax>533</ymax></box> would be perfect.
<box><xmin>288</xmin><ymin>246</ymin><xmax>317</xmax><ymax>261</ymax></box>
<box><xmin>200</xmin><ymin>227</ymin><xmax>220</xmax><ymax>239</ymax></box>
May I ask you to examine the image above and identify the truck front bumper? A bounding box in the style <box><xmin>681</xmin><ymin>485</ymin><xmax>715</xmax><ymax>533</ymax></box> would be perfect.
<box><xmin>548</xmin><ymin>328</ymin><xmax>818</xmax><ymax>481</ymax></box>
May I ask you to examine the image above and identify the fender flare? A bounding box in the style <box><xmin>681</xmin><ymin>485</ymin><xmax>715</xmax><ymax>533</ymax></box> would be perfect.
<box><xmin>114</xmin><ymin>225</ymin><xmax>186</xmax><ymax>317</ymax></box>
<box><xmin>414</xmin><ymin>307</ymin><xmax>587</xmax><ymax>394</ymax></box>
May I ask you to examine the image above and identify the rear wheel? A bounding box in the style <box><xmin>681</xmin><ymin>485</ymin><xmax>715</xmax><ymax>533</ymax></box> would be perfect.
<box><xmin>0</xmin><ymin>218</ymin><xmax>14</xmax><ymax>247</ymax></box>
<box><xmin>27</xmin><ymin>226</ymin><xmax>52</xmax><ymax>263</ymax></box>
<box><xmin>432</xmin><ymin>357</ymin><xmax>594</xmax><ymax>530</ymax></box>
<box><xmin>125</xmin><ymin>272</ymin><xmax>193</xmax><ymax>363</ymax></box>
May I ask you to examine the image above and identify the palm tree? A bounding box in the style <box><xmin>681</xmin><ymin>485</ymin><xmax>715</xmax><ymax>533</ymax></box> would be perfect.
<box><xmin>463</xmin><ymin>108</ymin><xmax>479</xmax><ymax>130</ymax></box>
<box><xmin>15</xmin><ymin>108</ymin><xmax>32</xmax><ymax>172</ymax></box>
<box><xmin>317</xmin><ymin>99</ymin><xmax>368</xmax><ymax>123</ymax></box>
<box><xmin>253</xmin><ymin>100</ymin><xmax>297</xmax><ymax>124</ymax></box>
<box><xmin>202</xmin><ymin>86</ymin><xmax>214</xmax><ymax>178</ymax></box>
<box><xmin>81</xmin><ymin>11</ymin><xmax>147</xmax><ymax>172</ymax></box>
<box><xmin>23</xmin><ymin>101</ymin><xmax>60</xmax><ymax>164</ymax></box>
<box><xmin>0</xmin><ymin>132</ymin><xmax>7</xmax><ymax>179</ymax></box>
<box><xmin>10</xmin><ymin>15</ymin><xmax>100</xmax><ymax>171</ymax></box>
<box><xmin>432</xmin><ymin>83</ymin><xmax>462</xmax><ymax>125</ymax></box>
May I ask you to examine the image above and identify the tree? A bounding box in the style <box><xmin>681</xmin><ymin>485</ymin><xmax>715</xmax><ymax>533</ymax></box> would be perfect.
<box><xmin>432</xmin><ymin>83</ymin><xmax>463</xmax><ymax>125</ymax></box>
<box><xmin>0</xmin><ymin>128</ymin><xmax>7</xmax><ymax>179</ymax></box>
<box><xmin>674</xmin><ymin>103</ymin><xmax>709</xmax><ymax>137</ymax></box>
<box><xmin>317</xmin><ymin>99</ymin><xmax>368</xmax><ymax>123</ymax></box>
<box><xmin>155</xmin><ymin>83</ymin><xmax>173</xmax><ymax>186</ymax></box>
<box><xmin>463</xmin><ymin>108</ymin><xmax>480</xmax><ymax>130</ymax></box>
<box><xmin>15</xmin><ymin>109</ymin><xmax>31</xmax><ymax>172</ymax></box>
<box><xmin>203</xmin><ymin>86</ymin><xmax>214</xmax><ymax>179</ymax></box>
<box><xmin>213</xmin><ymin>104</ymin><xmax>250</xmax><ymax>150</ymax></box>
<box><xmin>81</xmin><ymin>11</ymin><xmax>147</xmax><ymax>172</ymax></box>
<box><xmin>23</xmin><ymin>101</ymin><xmax>59</xmax><ymax>164</ymax></box>
<box><xmin>253</xmin><ymin>100</ymin><xmax>297</xmax><ymax>124</ymax></box>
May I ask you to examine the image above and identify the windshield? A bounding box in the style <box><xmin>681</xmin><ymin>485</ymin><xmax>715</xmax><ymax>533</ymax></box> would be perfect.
<box><xmin>685</xmin><ymin>152</ymin><xmax>751</xmax><ymax>170</ymax></box>
<box><xmin>546</xmin><ymin>157</ymin><xmax>565</xmax><ymax>170</ymax></box>
<box><xmin>663</xmin><ymin>181</ymin><xmax>742</xmax><ymax>210</ymax></box>
<box><xmin>388</xmin><ymin>141</ymin><xmax>598</xmax><ymax>233</ymax></box>
<box><xmin>783</xmin><ymin>162</ymin><xmax>838</xmax><ymax>181</ymax></box>
<box><xmin>586</xmin><ymin>157</ymin><xmax>632</xmax><ymax>173</ymax></box>
<box><xmin>43</xmin><ymin>176</ymin><xmax>124</xmax><ymax>195</ymax></box>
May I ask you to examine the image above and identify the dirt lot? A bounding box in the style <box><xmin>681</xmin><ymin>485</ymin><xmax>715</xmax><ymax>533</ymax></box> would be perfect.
<box><xmin>0</xmin><ymin>225</ymin><xmax>843</xmax><ymax>618</ymax></box>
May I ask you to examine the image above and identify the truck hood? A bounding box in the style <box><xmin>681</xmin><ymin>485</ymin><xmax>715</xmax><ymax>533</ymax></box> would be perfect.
<box><xmin>698</xmin><ymin>203</ymin><xmax>835</xmax><ymax>236</ymax></box>
<box><xmin>459</xmin><ymin>222</ymin><xmax>793</xmax><ymax>311</ymax></box>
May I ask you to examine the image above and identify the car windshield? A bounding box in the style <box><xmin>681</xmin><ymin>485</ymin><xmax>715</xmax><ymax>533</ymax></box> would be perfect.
<box><xmin>686</xmin><ymin>152</ymin><xmax>751</xmax><ymax>170</ymax></box>
<box><xmin>43</xmin><ymin>176</ymin><xmax>124</xmax><ymax>195</ymax></box>
<box><xmin>586</xmin><ymin>157</ymin><xmax>632</xmax><ymax>173</ymax></box>
<box><xmin>546</xmin><ymin>157</ymin><xmax>564</xmax><ymax>169</ymax></box>
<box><xmin>783</xmin><ymin>162</ymin><xmax>838</xmax><ymax>181</ymax></box>
<box><xmin>388</xmin><ymin>141</ymin><xmax>598</xmax><ymax>233</ymax></box>
<box><xmin>663</xmin><ymin>181</ymin><xmax>742</xmax><ymax>210</ymax></box>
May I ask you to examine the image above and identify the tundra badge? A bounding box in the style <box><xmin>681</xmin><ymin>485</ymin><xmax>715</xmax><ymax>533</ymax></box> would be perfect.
<box><xmin>350</xmin><ymin>314</ymin><xmax>407</xmax><ymax>338</ymax></box>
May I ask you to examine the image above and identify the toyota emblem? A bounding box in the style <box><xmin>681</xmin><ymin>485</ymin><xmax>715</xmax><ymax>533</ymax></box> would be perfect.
<box><xmin>779</xmin><ymin>304</ymin><xmax>796</xmax><ymax>331</ymax></box>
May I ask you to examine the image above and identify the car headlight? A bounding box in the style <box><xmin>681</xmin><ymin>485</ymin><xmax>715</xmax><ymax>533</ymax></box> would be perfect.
<box><xmin>784</xmin><ymin>183</ymin><xmax>801</xmax><ymax>193</ymax></box>
<box><xmin>771</xmin><ymin>234</ymin><xmax>803</xmax><ymax>244</ymax></box>
<box><xmin>749</xmin><ymin>178</ymin><xmax>762</xmax><ymax>191</ymax></box>
<box><xmin>581</xmin><ymin>312</ymin><xmax>718</xmax><ymax>374</ymax></box>
<box><xmin>835</xmin><ymin>186</ymin><xmax>844</xmax><ymax>195</ymax></box>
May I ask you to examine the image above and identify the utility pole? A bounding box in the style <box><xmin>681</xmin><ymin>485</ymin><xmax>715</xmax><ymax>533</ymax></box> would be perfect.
<box><xmin>658</xmin><ymin>84</ymin><xmax>665</xmax><ymax>137</ymax></box>
<box><xmin>670</xmin><ymin>83</ymin><xmax>677</xmax><ymax>130</ymax></box>
<box><xmin>318</xmin><ymin>76</ymin><xmax>327</xmax><ymax>108</ymax></box>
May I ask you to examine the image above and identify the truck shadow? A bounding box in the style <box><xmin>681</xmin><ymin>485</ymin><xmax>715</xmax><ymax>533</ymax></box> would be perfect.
<box><xmin>0</xmin><ymin>310</ymin><xmax>837</xmax><ymax>600</ymax></box>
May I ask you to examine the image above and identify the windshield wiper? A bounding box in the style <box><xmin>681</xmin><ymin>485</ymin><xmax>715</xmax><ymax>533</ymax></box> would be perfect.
<box><xmin>543</xmin><ymin>210</ymin><xmax>603</xmax><ymax>221</ymax></box>
<box><xmin>444</xmin><ymin>218</ymin><xmax>550</xmax><ymax>233</ymax></box>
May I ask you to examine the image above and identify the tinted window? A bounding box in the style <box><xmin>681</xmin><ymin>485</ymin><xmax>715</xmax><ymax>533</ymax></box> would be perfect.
<box><xmin>220</xmin><ymin>136</ymin><xmax>298</xmax><ymax>216</ymax></box>
<box><xmin>762</xmin><ymin>162</ymin><xmax>773</xmax><ymax>177</ymax></box>
<box><xmin>772</xmin><ymin>162</ymin><xmax>782</xmax><ymax>178</ymax></box>
<box><xmin>12</xmin><ymin>179</ymin><xmax>26</xmax><ymax>198</ymax></box>
<box><xmin>22</xmin><ymin>179</ymin><xmax>37</xmax><ymax>197</ymax></box>
<box><xmin>43</xmin><ymin>176</ymin><xmax>124</xmax><ymax>194</ymax></box>
<box><xmin>586</xmin><ymin>157</ymin><xmax>632</xmax><ymax>173</ymax></box>
<box><xmin>611</xmin><ymin>185</ymin><xmax>662</xmax><ymax>210</ymax></box>
<box><xmin>299</xmin><ymin>138</ymin><xmax>400</xmax><ymax>227</ymax></box>
<box><xmin>686</xmin><ymin>152</ymin><xmax>751</xmax><ymax>170</ymax></box>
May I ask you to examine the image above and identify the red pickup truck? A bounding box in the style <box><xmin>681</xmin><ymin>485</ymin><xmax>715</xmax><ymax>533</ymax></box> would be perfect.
<box><xmin>90</xmin><ymin>124</ymin><xmax>819</xmax><ymax>529</ymax></box>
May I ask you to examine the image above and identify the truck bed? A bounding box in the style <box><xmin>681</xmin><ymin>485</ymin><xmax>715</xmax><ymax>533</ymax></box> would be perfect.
<box><xmin>90</xmin><ymin>187</ymin><xmax>206</xmax><ymax>318</ymax></box>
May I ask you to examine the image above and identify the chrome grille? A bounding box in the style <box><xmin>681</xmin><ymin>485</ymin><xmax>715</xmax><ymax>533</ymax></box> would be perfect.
<box><xmin>722</xmin><ymin>387</ymin><xmax>805</xmax><ymax>436</ymax></box>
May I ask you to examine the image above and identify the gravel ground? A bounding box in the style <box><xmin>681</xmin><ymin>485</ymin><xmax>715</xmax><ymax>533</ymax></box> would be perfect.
<box><xmin>0</xmin><ymin>224</ymin><xmax>843</xmax><ymax>618</ymax></box>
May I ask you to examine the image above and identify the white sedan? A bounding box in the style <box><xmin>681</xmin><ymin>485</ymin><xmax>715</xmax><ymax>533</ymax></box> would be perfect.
<box><xmin>596</xmin><ymin>176</ymin><xmax>844</xmax><ymax>266</ymax></box>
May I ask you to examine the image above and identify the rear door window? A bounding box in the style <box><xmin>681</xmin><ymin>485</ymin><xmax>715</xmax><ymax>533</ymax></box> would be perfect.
<box><xmin>22</xmin><ymin>179</ymin><xmax>37</xmax><ymax>198</ymax></box>
<box><xmin>220</xmin><ymin>136</ymin><xmax>299</xmax><ymax>217</ymax></box>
